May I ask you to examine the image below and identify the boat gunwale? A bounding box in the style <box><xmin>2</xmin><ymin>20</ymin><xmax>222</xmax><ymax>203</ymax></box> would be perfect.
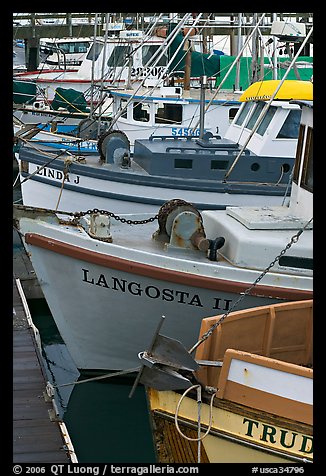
<box><xmin>24</xmin><ymin>232</ymin><xmax>313</xmax><ymax>301</ymax></box>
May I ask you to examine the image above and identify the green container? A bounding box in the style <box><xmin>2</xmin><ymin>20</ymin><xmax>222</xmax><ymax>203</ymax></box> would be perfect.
<box><xmin>13</xmin><ymin>80</ymin><xmax>37</xmax><ymax>104</ymax></box>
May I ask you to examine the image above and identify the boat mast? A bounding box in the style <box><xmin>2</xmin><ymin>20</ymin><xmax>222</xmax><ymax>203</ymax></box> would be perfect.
<box><xmin>272</xmin><ymin>13</ymin><xmax>278</xmax><ymax>80</ymax></box>
<box><xmin>191</xmin><ymin>13</ymin><xmax>267</xmax><ymax>131</ymax></box>
<box><xmin>199</xmin><ymin>75</ymin><xmax>207</xmax><ymax>139</ymax></box>
<box><xmin>89</xmin><ymin>13</ymin><xmax>99</xmax><ymax>117</ymax></box>
<box><xmin>235</xmin><ymin>13</ymin><xmax>243</xmax><ymax>90</ymax></box>
<box><xmin>251</xmin><ymin>13</ymin><xmax>259</xmax><ymax>84</ymax></box>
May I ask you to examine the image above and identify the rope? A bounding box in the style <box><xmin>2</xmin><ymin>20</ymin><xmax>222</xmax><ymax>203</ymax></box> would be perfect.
<box><xmin>174</xmin><ymin>385</ymin><xmax>217</xmax><ymax>449</ymax></box>
<box><xmin>47</xmin><ymin>366</ymin><xmax>141</xmax><ymax>390</ymax></box>
<box><xmin>197</xmin><ymin>385</ymin><xmax>202</xmax><ymax>463</ymax></box>
<box><xmin>55</xmin><ymin>157</ymin><xmax>73</xmax><ymax>211</ymax></box>
<box><xmin>282</xmin><ymin>171</ymin><xmax>293</xmax><ymax>206</ymax></box>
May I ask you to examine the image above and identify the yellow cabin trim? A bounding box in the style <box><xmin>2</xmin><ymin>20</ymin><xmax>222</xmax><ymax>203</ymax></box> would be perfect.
<box><xmin>240</xmin><ymin>80</ymin><xmax>313</xmax><ymax>102</ymax></box>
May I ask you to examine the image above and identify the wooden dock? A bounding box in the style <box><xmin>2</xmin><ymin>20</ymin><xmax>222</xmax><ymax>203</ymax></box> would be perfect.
<box><xmin>13</xmin><ymin>275</ymin><xmax>76</xmax><ymax>463</ymax></box>
<box><xmin>13</xmin><ymin>228</ymin><xmax>44</xmax><ymax>300</ymax></box>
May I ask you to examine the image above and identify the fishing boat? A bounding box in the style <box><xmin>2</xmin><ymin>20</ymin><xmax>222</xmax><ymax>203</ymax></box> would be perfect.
<box><xmin>138</xmin><ymin>299</ymin><xmax>312</xmax><ymax>463</ymax></box>
<box><xmin>15</xmin><ymin>79</ymin><xmax>312</xmax><ymax>213</ymax></box>
<box><xmin>13</xmin><ymin>99</ymin><xmax>313</xmax><ymax>372</ymax></box>
<box><xmin>12</xmin><ymin>22</ymin><xmax>185</xmax><ymax>102</ymax></box>
<box><xmin>12</xmin><ymin>17</ymin><xmax>241</xmax><ymax>139</ymax></box>
<box><xmin>103</xmin><ymin>83</ymin><xmax>240</xmax><ymax>149</ymax></box>
<box><xmin>13</xmin><ymin>15</ymin><xmax>312</xmax><ymax>143</ymax></box>
<box><xmin>39</xmin><ymin>37</ymin><xmax>92</xmax><ymax>68</ymax></box>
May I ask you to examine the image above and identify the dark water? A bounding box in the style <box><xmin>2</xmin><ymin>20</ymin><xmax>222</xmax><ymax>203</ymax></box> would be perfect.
<box><xmin>28</xmin><ymin>299</ymin><xmax>157</xmax><ymax>463</ymax></box>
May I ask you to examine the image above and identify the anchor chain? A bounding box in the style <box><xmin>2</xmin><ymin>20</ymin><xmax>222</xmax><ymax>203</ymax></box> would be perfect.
<box><xmin>70</xmin><ymin>208</ymin><xmax>158</xmax><ymax>225</ymax></box>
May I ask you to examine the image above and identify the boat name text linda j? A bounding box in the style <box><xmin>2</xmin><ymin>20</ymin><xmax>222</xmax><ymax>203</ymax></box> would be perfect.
<box><xmin>36</xmin><ymin>166</ymin><xmax>80</xmax><ymax>184</ymax></box>
<box><xmin>82</xmin><ymin>268</ymin><xmax>232</xmax><ymax>311</ymax></box>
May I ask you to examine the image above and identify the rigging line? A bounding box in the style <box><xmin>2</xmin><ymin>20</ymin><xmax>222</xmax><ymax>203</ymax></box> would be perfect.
<box><xmin>87</xmin><ymin>20</ymin><xmax>185</xmax><ymax>123</ymax></box>
<box><xmin>191</xmin><ymin>13</ymin><xmax>268</xmax><ymax>132</ymax></box>
<box><xmin>155</xmin><ymin>14</ymin><xmax>204</xmax><ymax>84</ymax></box>
<box><xmin>135</xmin><ymin>16</ymin><xmax>195</xmax><ymax>85</ymax></box>
<box><xmin>55</xmin><ymin>158</ymin><xmax>72</xmax><ymax>211</ymax></box>
<box><xmin>123</xmin><ymin>17</ymin><xmax>218</xmax><ymax>136</ymax></box>
<box><xmin>50</xmin><ymin>88</ymin><xmax>87</xmax><ymax>114</ymax></box>
<box><xmin>48</xmin><ymin>366</ymin><xmax>142</xmax><ymax>389</ymax></box>
<box><xmin>98</xmin><ymin>13</ymin><xmax>195</xmax><ymax>113</ymax></box>
<box><xmin>14</xmin><ymin>130</ymin><xmax>86</xmax><ymax>157</ymax></box>
<box><xmin>282</xmin><ymin>169</ymin><xmax>293</xmax><ymax>206</ymax></box>
<box><xmin>16</xmin><ymin>149</ymin><xmax>68</xmax><ymax>186</ymax></box>
<box><xmin>119</xmin><ymin>13</ymin><xmax>198</xmax><ymax>90</ymax></box>
<box><xmin>164</xmin><ymin>13</ymin><xmax>214</xmax><ymax>77</ymax></box>
<box><xmin>98</xmin><ymin>13</ymin><xmax>182</xmax><ymax>88</ymax></box>
<box><xmin>142</xmin><ymin>14</ymin><xmax>194</xmax><ymax>70</ymax></box>
<box><xmin>107</xmin><ymin>15</ymin><xmax>197</xmax><ymax>131</ymax></box>
<box><xmin>234</xmin><ymin>81</ymin><xmax>267</xmax><ymax>146</ymax></box>
<box><xmin>13</xmin><ymin>170</ymin><xmax>20</xmax><ymax>188</ymax></box>
<box><xmin>14</xmin><ymin>109</ymin><xmax>68</xmax><ymax>137</ymax></box>
<box><xmin>122</xmin><ymin>19</ymin><xmax>218</xmax><ymax>139</ymax></box>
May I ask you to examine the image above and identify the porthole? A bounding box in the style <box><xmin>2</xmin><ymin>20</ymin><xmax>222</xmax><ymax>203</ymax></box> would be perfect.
<box><xmin>251</xmin><ymin>163</ymin><xmax>260</xmax><ymax>172</ymax></box>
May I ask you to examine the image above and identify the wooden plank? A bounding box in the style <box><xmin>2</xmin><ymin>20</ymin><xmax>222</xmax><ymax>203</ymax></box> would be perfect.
<box><xmin>13</xmin><ymin>451</ymin><xmax>69</xmax><ymax>464</ymax></box>
<box><xmin>13</xmin><ymin>277</ymin><xmax>71</xmax><ymax>463</ymax></box>
<box><xmin>152</xmin><ymin>414</ymin><xmax>209</xmax><ymax>463</ymax></box>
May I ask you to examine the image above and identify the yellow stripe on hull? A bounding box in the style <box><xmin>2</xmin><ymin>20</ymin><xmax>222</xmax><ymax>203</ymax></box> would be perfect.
<box><xmin>148</xmin><ymin>388</ymin><xmax>313</xmax><ymax>463</ymax></box>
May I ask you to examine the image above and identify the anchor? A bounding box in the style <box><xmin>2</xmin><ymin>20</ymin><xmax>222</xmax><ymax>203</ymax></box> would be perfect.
<box><xmin>129</xmin><ymin>316</ymin><xmax>222</xmax><ymax>397</ymax></box>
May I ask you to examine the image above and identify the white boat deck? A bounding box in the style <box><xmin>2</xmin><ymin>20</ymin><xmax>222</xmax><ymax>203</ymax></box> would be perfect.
<box><xmin>19</xmin><ymin>202</ymin><xmax>312</xmax><ymax>292</ymax></box>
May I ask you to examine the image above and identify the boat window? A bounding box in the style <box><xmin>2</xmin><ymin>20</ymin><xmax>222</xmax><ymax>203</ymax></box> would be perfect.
<box><xmin>279</xmin><ymin>256</ymin><xmax>313</xmax><ymax>270</ymax></box>
<box><xmin>57</xmin><ymin>42</ymin><xmax>90</xmax><ymax>54</ymax></box>
<box><xmin>211</xmin><ymin>160</ymin><xmax>229</xmax><ymax>170</ymax></box>
<box><xmin>301</xmin><ymin>126</ymin><xmax>313</xmax><ymax>192</ymax></box>
<box><xmin>86</xmin><ymin>41</ymin><xmax>103</xmax><ymax>62</ymax></box>
<box><xmin>174</xmin><ymin>159</ymin><xmax>193</xmax><ymax>169</ymax></box>
<box><xmin>293</xmin><ymin>124</ymin><xmax>304</xmax><ymax>185</ymax></box>
<box><xmin>246</xmin><ymin>101</ymin><xmax>265</xmax><ymax>130</ymax></box>
<box><xmin>256</xmin><ymin>105</ymin><xmax>277</xmax><ymax>136</ymax></box>
<box><xmin>107</xmin><ymin>45</ymin><xmax>130</xmax><ymax>67</ymax></box>
<box><xmin>154</xmin><ymin>103</ymin><xmax>182</xmax><ymax>124</ymax></box>
<box><xmin>277</xmin><ymin>109</ymin><xmax>301</xmax><ymax>139</ymax></box>
<box><xmin>292</xmin><ymin>124</ymin><xmax>313</xmax><ymax>193</ymax></box>
<box><xmin>40</xmin><ymin>41</ymin><xmax>55</xmax><ymax>53</ymax></box>
<box><xmin>142</xmin><ymin>45</ymin><xmax>168</xmax><ymax>66</ymax></box>
<box><xmin>120</xmin><ymin>99</ymin><xmax>128</xmax><ymax>119</ymax></box>
<box><xmin>133</xmin><ymin>102</ymin><xmax>150</xmax><ymax>122</ymax></box>
<box><xmin>228</xmin><ymin>107</ymin><xmax>239</xmax><ymax>122</ymax></box>
<box><xmin>234</xmin><ymin>101</ymin><xmax>253</xmax><ymax>126</ymax></box>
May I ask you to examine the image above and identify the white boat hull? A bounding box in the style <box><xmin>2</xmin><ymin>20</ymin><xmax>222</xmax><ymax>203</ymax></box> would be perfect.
<box><xmin>18</xmin><ymin>242</ymin><xmax>287</xmax><ymax>371</ymax></box>
<box><xmin>18</xmin><ymin>160</ymin><xmax>290</xmax><ymax>214</ymax></box>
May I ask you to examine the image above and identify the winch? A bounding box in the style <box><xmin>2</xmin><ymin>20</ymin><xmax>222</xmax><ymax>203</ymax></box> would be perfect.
<box><xmin>153</xmin><ymin>199</ymin><xmax>225</xmax><ymax>259</ymax></box>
